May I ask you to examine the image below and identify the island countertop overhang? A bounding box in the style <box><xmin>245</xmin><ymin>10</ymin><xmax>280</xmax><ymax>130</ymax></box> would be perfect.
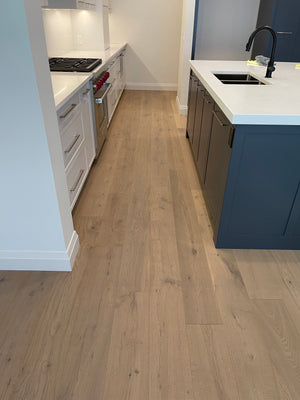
<box><xmin>190</xmin><ymin>60</ymin><xmax>300</xmax><ymax>125</ymax></box>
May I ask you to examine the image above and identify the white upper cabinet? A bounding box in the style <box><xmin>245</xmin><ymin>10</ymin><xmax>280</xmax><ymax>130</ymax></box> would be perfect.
<box><xmin>43</xmin><ymin>0</ymin><xmax>97</xmax><ymax>10</ymax></box>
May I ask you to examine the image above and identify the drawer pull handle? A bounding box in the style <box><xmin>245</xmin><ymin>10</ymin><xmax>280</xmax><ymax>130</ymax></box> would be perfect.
<box><xmin>204</xmin><ymin>94</ymin><xmax>213</xmax><ymax>104</ymax></box>
<box><xmin>70</xmin><ymin>169</ymin><xmax>85</xmax><ymax>192</ymax></box>
<box><xmin>228</xmin><ymin>127</ymin><xmax>235</xmax><ymax>148</ymax></box>
<box><xmin>59</xmin><ymin>104</ymin><xmax>77</xmax><ymax>119</ymax></box>
<box><xmin>94</xmin><ymin>83</ymin><xmax>112</xmax><ymax>104</ymax></box>
<box><xmin>213</xmin><ymin>110</ymin><xmax>230</xmax><ymax>127</ymax></box>
<box><xmin>64</xmin><ymin>134</ymin><xmax>80</xmax><ymax>154</ymax></box>
<box><xmin>82</xmin><ymin>89</ymin><xmax>90</xmax><ymax>96</ymax></box>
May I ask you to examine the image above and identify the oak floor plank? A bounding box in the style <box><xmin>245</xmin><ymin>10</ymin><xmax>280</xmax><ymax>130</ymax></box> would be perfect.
<box><xmin>187</xmin><ymin>325</ymin><xmax>240</xmax><ymax>400</ymax></box>
<box><xmin>149</xmin><ymin>285</ymin><xmax>194</xmax><ymax>400</ymax></box>
<box><xmin>234</xmin><ymin>249</ymin><xmax>285</xmax><ymax>300</ymax></box>
<box><xmin>148</xmin><ymin>237</ymin><xmax>193</xmax><ymax>400</ymax></box>
<box><xmin>253</xmin><ymin>299</ymin><xmax>300</xmax><ymax>400</ymax></box>
<box><xmin>234</xmin><ymin>249</ymin><xmax>300</xmax><ymax>333</ymax></box>
<box><xmin>102</xmin><ymin>291</ymin><xmax>150</xmax><ymax>400</ymax></box>
<box><xmin>170</xmin><ymin>170</ymin><xmax>222</xmax><ymax>325</ymax></box>
<box><xmin>202</xmin><ymin>249</ymin><xmax>283</xmax><ymax>399</ymax></box>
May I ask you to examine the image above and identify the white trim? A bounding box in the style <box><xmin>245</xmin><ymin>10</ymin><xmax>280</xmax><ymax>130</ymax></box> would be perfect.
<box><xmin>125</xmin><ymin>82</ymin><xmax>177</xmax><ymax>91</ymax></box>
<box><xmin>67</xmin><ymin>230</ymin><xmax>80</xmax><ymax>268</ymax></box>
<box><xmin>0</xmin><ymin>230</ymin><xmax>79</xmax><ymax>271</ymax></box>
<box><xmin>176</xmin><ymin>95</ymin><xmax>188</xmax><ymax>115</ymax></box>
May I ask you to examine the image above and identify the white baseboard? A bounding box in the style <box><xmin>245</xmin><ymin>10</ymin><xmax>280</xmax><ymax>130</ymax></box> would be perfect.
<box><xmin>176</xmin><ymin>96</ymin><xmax>188</xmax><ymax>115</ymax></box>
<box><xmin>67</xmin><ymin>230</ymin><xmax>80</xmax><ymax>268</ymax></box>
<box><xmin>0</xmin><ymin>230</ymin><xmax>79</xmax><ymax>271</ymax></box>
<box><xmin>126</xmin><ymin>82</ymin><xmax>177</xmax><ymax>91</ymax></box>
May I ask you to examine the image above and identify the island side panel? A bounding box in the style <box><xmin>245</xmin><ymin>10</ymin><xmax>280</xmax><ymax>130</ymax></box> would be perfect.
<box><xmin>217</xmin><ymin>124</ymin><xmax>300</xmax><ymax>249</ymax></box>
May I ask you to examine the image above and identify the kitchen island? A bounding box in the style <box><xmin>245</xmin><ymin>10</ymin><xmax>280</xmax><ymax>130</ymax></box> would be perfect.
<box><xmin>187</xmin><ymin>60</ymin><xmax>300</xmax><ymax>249</ymax></box>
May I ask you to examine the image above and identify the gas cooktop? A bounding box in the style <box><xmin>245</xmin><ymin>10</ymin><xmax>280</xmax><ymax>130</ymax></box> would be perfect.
<box><xmin>49</xmin><ymin>57</ymin><xmax>102</xmax><ymax>72</ymax></box>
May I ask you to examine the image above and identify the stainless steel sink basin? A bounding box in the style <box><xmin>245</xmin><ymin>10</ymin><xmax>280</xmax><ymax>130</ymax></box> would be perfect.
<box><xmin>214</xmin><ymin>73</ymin><xmax>265</xmax><ymax>85</ymax></box>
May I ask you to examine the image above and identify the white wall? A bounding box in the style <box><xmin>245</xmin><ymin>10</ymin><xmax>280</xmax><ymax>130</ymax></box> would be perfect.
<box><xmin>0</xmin><ymin>1</ymin><xmax>79</xmax><ymax>270</ymax></box>
<box><xmin>194</xmin><ymin>0</ymin><xmax>260</xmax><ymax>60</ymax></box>
<box><xmin>109</xmin><ymin>0</ymin><xmax>183</xmax><ymax>90</ymax></box>
<box><xmin>176</xmin><ymin>0</ymin><xmax>195</xmax><ymax>114</ymax></box>
<box><xmin>42</xmin><ymin>9</ymin><xmax>73</xmax><ymax>56</ymax></box>
<box><xmin>42</xmin><ymin>8</ymin><xmax>109</xmax><ymax>56</ymax></box>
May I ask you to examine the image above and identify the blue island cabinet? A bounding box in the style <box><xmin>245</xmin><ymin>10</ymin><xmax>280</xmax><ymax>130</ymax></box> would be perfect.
<box><xmin>187</xmin><ymin>73</ymin><xmax>300</xmax><ymax>249</ymax></box>
<box><xmin>252</xmin><ymin>0</ymin><xmax>300</xmax><ymax>62</ymax></box>
<box><xmin>217</xmin><ymin>124</ymin><xmax>300</xmax><ymax>249</ymax></box>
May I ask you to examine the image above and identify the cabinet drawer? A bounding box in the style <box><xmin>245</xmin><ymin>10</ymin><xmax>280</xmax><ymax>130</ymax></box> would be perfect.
<box><xmin>57</xmin><ymin>92</ymin><xmax>80</xmax><ymax>130</ymax></box>
<box><xmin>66</xmin><ymin>146</ymin><xmax>87</xmax><ymax>209</ymax></box>
<box><xmin>60</xmin><ymin>109</ymin><xmax>84</xmax><ymax>168</ymax></box>
<box><xmin>107</xmin><ymin>86</ymin><xmax>117</xmax><ymax>123</ymax></box>
<box><xmin>107</xmin><ymin>58</ymin><xmax>120</xmax><ymax>85</ymax></box>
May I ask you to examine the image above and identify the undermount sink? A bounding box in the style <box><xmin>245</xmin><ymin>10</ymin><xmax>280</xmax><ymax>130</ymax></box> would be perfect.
<box><xmin>214</xmin><ymin>73</ymin><xmax>265</xmax><ymax>85</ymax></box>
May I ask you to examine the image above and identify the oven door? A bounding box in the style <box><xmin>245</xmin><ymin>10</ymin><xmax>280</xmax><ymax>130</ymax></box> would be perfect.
<box><xmin>94</xmin><ymin>83</ymin><xmax>111</xmax><ymax>158</ymax></box>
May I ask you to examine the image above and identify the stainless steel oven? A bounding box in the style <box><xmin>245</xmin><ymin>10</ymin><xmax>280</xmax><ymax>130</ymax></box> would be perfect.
<box><xmin>92</xmin><ymin>72</ymin><xmax>111</xmax><ymax>158</ymax></box>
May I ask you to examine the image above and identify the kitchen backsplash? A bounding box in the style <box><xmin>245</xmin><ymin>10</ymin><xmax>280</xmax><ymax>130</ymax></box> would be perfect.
<box><xmin>42</xmin><ymin>9</ymin><xmax>109</xmax><ymax>56</ymax></box>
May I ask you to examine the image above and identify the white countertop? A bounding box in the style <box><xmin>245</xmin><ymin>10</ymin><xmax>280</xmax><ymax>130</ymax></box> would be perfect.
<box><xmin>190</xmin><ymin>60</ymin><xmax>300</xmax><ymax>125</ymax></box>
<box><xmin>50</xmin><ymin>43</ymin><xmax>127</xmax><ymax>109</ymax></box>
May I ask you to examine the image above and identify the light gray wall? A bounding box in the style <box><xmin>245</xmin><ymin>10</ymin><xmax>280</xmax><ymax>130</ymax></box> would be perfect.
<box><xmin>194</xmin><ymin>0</ymin><xmax>260</xmax><ymax>60</ymax></box>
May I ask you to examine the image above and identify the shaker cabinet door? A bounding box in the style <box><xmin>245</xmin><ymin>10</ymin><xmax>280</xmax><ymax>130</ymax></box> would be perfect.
<box><xmin>197</xmin><ymin>91</ymin><xmax>214</xmax><ymax>184</ymax></box>
<box><xmin>186</xmin><ymin>72</ymin><xmax>198</xmax><ymax>145</ymax></box>
<box><xmin>204</xmin><ymin>106</ymin><xmax>233</xmax><ymax>230</ymax></box>
<box><xmin>252</xmin><ymin>0</ymin><xmax>300</xmax><ymax>61</ymax></box>
<box><xmin>191</xmin><ymin>82</ymin><xmax>205</xmax><ymax>160</ymax></box>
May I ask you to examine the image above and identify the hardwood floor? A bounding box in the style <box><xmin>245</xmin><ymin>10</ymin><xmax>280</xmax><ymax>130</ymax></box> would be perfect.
<box><xmin>1</xmin><ymin>90</ymin><xmax>300</xmax><ymax>399</ymax></box>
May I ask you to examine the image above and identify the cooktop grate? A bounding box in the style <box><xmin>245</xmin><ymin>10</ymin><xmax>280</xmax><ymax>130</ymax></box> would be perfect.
<box><xmin>49</xmin><ymin>57</ymin><xmax>102</xmax><ymax>72</ymax></box>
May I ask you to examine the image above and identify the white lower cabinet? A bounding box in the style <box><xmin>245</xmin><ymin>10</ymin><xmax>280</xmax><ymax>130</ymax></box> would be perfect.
<box><xmin>60</xmin><ymin>110</ymin><xmax>84</xmax><ymax>168</ymax></box>
<box><xmin>66</xmin><ymin>145</ymin><xmax>88</xmax><ymax>209</ymax></box>
<box><xmin>80</xmin><ymin>84</ymin><xmax>96</xmax><ymax>169</ymax></box>
<box><xmin>57</xmin><ymin>82</ymin><xmax>95</xmax><ymax>210</ymax></box>
<box><xmin>107</xmin><ymin>49</ymin><xmax>126</xmax><ymax>124</ymax></box>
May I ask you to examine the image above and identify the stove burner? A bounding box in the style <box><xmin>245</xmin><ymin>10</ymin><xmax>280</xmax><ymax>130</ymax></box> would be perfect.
<box><xmin>49</xmin><ymin>57</ymin><xmax>102</xmax><ymax>72</ymax></box>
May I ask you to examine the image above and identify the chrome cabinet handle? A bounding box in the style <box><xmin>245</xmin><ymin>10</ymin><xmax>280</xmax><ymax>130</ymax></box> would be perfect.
<box><xmin>95</xmin><ymin>83</ymin><xmax>112</xmax><ymax>104</ymax></box>
<box><xmin>213</xmin><ymin>110</ymin><xmax>230</xmax><ymax>127</ymax></box>
<box><xmin>59</xmin><ymin>104</ymin><xmax>77</xmax><ymax>119</ymax></box>
<box><xmin>64</xmin><ymin>134</ymin><xmax>80</xmax><ymax>154</ymax></box>
<box><xmin>82</xmin><ymin>88</ymin><xmax>90</xmax><ymax>96</ymax></box>
<box><xmin>70</xmin><ymin>169</ymin><xmax>84</xmax><ymax>192</ymax></box>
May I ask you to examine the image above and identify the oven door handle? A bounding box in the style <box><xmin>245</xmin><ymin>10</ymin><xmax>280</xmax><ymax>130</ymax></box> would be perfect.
<box><xmin>94</xmin><ymin>83</ymin><xmax>112</xmax><ymax>104</ymax></box>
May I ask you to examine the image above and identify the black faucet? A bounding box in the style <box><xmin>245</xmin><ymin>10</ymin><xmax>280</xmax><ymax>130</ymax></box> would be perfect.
<box><xmin>246</xmin><ymin>26</ymin><xmax>277</xmax><ymax>78</ymax></box>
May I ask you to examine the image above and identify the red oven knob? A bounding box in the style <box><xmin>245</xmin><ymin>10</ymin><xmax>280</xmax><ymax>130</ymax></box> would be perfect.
<box><xmin>96</xmin><ymin>79</ymin><xmax>103</xmax><ymax>90</ymax></box>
